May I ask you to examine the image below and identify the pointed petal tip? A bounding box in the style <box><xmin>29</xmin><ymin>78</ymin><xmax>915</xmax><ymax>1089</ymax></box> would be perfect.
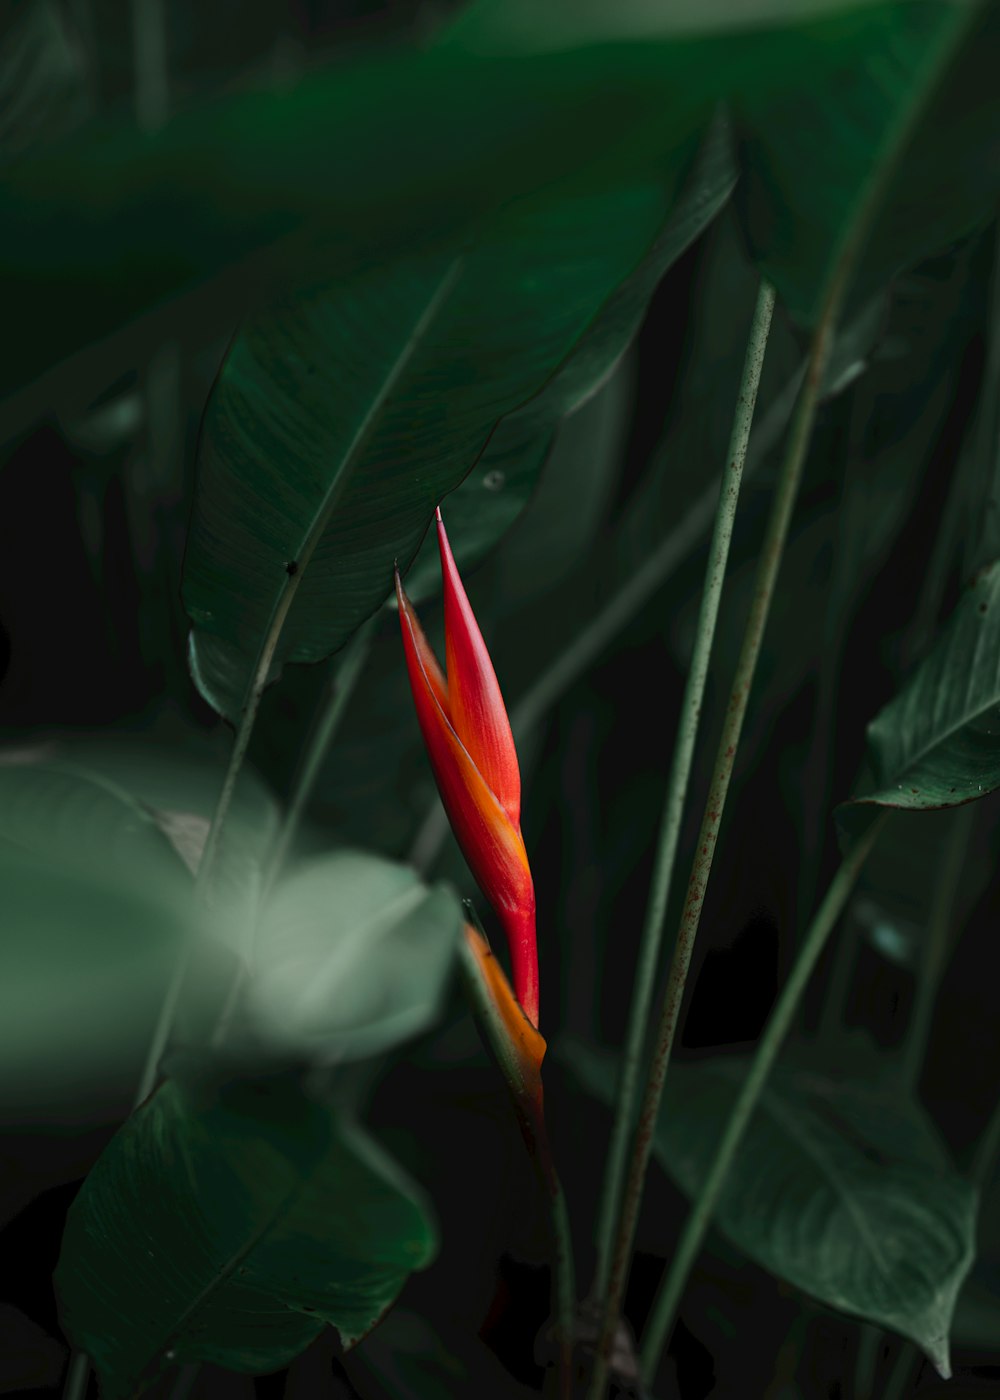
<box><xmin>435</xmin><ymin>505</ymin><xmax>443</xmax><ymax>523</ymax></box>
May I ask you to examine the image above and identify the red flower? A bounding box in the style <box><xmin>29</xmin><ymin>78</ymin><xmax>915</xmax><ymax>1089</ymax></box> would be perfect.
<box><xmin>396</xmin><ymin>510</ymin><xmax>539</xmax><ymax>1026</ymax></box>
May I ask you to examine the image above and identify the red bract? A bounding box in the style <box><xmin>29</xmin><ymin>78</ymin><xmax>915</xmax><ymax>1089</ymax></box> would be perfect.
<box><xmin>396</xmin><ymin>510</ymin><xmax>539</xmax><ymax>1026</ymax></box>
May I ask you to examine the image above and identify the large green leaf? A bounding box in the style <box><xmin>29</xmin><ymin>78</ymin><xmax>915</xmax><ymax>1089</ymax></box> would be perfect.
<box><xmin>56</xmin><ymin>1072</ymin><xmax>435</xmax><ymax>1398</ymax></box>
<box><xmin>183</xmin><ymin>177</ymin><xmax>688</xmax><ymax>721</ymax></box>
<box><xmin>571</xmin><ymin>1044</ymin><xmax>976</xmax><ymax>1374</ymax></box>
<box><xmin>247</xmin><ymin>851</ymin><xmax>463</xmax><ymax>1063</ymax></box>
<box><xmin>847</xmin><ymin>560</ymin><xmax>1000</xmax><ymax>813</ymax></box>
<box><xmin>379</xmin><ymin>113</ymin><xmax>734</xmax><ymax>605</ymax></box>
<box><xmin>736</xmin><ymin>1</ymin><xmax>996</xmax><ymax>321</ymax></box>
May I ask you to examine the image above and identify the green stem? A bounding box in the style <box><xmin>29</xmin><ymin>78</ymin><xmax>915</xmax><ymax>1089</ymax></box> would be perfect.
<box><xmin>854</xmin><ymin>1324</ymin><xmax>882</xmax><ymax>1400</ymax></box>
<box><xmin>972</xmin><ymin>1083</ymin><xmax>1000</xmax><ymax>1189</ymax></box>
<box><xmin>457</xmin><ymin>933</ymin><xmax>576</xmax><ymax>1399</ymax></box>
<box><xmin>262</xmin><ymin>616</ymin><xmax>375</xmax><ymax>897</ymax></box>
<box><xmin>591</xmin><ymin>281</ymin><xmax>775</xmax><ymax>1298</ymax></box>
<box><xmin>587</xmin><ymin>290</ymin><xmax>842</xmax><ymax>1400</ymax></box>
<box><xmin>61</xmin><ymin>1353</ymin><xmax>90</xmax><ymax>1400</ymax></box>
<box><xmin>879</xmin><ymin>1344</ymin><xmax>916</xmax><ymax>1400</ymax></box>
<box><xmin>901</xmin><ymin>804</ymin><xmax>973</xmax><ymax>1093</ymax></box>
<box><xmin>639</xmin><ymin>813</ymin><xmax>887</xmax><ymax>1383</ymax></box>
<box><xmin>209</xmin><ymin>617</ymin><xmax>375</xmax><ymax>1047</ymax></box>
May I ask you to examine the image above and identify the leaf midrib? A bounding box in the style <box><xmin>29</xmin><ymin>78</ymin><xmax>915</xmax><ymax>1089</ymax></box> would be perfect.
<box><xmin>704</xmin><ymin>1065</ymin><xmax>895</xmax><ymax>1286</ymax></box>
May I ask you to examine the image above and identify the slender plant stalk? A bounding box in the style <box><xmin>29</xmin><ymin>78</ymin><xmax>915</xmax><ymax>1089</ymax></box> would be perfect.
<box><xmin>456</xmin><ymin>932</ymin><xmax>576</xmax><ymax>1400</ymax></box>
<box><xmin>639</xmin><ymin>813</ymin><xmax>888</xmax><ymax>1382</ymax></box>
<box><xmin>262</xmin><ymin>616</ymin><xmax>376</xmax><ymax>897</ymax></box>
<box><xmin>973</xmin><ymin>1088</ymin><xmax>1000</xmax><ymax>1189</ymax></box>
<box><xmin>853</xmin><ymin>1323</ymin><xmax>882</xmax><ymax>1400</ymax></box>
<box><xmin>879</xmin><ymin>1345</ymin><xmax>917</xmax><ymax>1400</ymax></box>
<box><xmin>901</xmin><ymin>804</ymin><xmax>973</xmax><ymax>1092</ymax></box>
<box><xmin>208</xmin><ymin>617</ymin><xmax>376</xmax><ymax>1047</ymax></box>
<box><xmin>586</xmin><ymin>288</ymin><xmax>842</xmax><ymax>1400</ymax></box>
<box><xmin>591</xmin><ymin>281</ymin><xmax>776</xmax><ymax>1296</ymax></box>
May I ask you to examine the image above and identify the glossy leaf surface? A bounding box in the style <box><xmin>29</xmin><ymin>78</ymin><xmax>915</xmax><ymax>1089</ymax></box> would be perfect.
<box><xmin>571</xmin><ymin>1045</ymin><xmax>976</xmax><ymax>1374</ymax></box>
<box><xmin>56</xmin><ymin>1073</ymin><xmax>435</xmax><ymax>1398</ymax></box>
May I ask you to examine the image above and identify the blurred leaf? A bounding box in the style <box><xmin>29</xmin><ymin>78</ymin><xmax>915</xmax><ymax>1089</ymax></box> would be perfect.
<box><xmin>0</xmin><ymin>1303</ymin><xmax>64</xmax><ymax>1393</ymax></box>
<box><xmin>247</xmin><ymin>851</ymin><xmax>462</xmax><ymax>1063</ymax></box>
<box><xmin>58</xmin><ymin>735</ymin><xmax>280</xmax><ymax>949</ymax></box>
<box><xmin>0</xmin><ymin>753</ymin><xmax>186</xmax><ymax>891</ymax></box>
<box><xmin>570</xmin><ymin>1044</ymin><xmax>976</xmax><ymax>1375</ymax></box>
<box><xmin>0</xmin><ymin>0</ymin><xmax>91</xmax><ymax>160</ymax></box>
<box><xmin>737</xmin><ymin>2</ymin><xmax>997</xmax><ymax>322</ymax></box>
<box><xmin>0</xmin><ymin>851</ymin><xmax>185</xmax><ymax>1108</ymax></box>
<box><xmin>847</xmin><ymin>560</ymin><xmax>1000</xmax><ymax>815</ymax></box>
<box><xmin>56</xmin><ymin>1072</ymin><xmax>435</xmax><ymax>1399</ymax></box>
<box><xmin>1</xmin><ymin>1</ymin><xmax>969</xmax><ymax>413</ymax></box>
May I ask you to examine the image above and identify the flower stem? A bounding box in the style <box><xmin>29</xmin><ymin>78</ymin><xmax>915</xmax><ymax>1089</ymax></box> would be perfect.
<box><xmin>208</xmin><ymin>615</ymin><xmax>376</xmax><ymax>1048</ymax></box>
<box><xmin>591</xmin><ymin>280</ymin><xmax>775</xmax><ymax>1298</ymax></box>
<box><xmin>901</xmin><ymin>803</ymin><xmax>973</xmax><ymax>1094</ymax></box>
<box><xmin>639</xmin><ymin>813</ymin><xmax>887</xmax><ymax>1383</ymax></box>
<box><xmin>261</xmin><ymin>616</ymin><xmax>375</xmax><ymax>897</ymax></box>
<box><xmin>586</xmin><ymin>285</ymin><xmax>842</xmax><ymax>1400</ymax></box>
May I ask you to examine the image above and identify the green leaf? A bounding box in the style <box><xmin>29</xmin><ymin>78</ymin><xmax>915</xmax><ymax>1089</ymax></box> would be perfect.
<box><xmin>184</xmin><ymin>179</ymin><xmax>683</xmax><ymax>722</ymax></box>
<box><xmin>737</xmin><ymin>1</ymin><xmax>995</xmax><ymax>321</ymax></box>
<box><xmin>570</xmin><ymin>1044</ymin><xmax>976</xmax><ymax>1374</ymax></box>
<box><xmin>0</xmin><ymin>753</ymin><xmax>186</xmax><ymax>893</ymax></box>
<box><xmin>56</xmin><ymin>1072</ymin><xmax>435</xmax><ymax>1399</ymax></box>
<box><xmin>847</xmin><ymin>560</ymin><xmax>1000</xmax><ymax>814</ymax></box>
<box><xmin>247</xmin><ymin>852</ymin><xmax>462</xmax><ymax>1063</ymax></box>
<box><xmin>0</xmin><ymin>850</ymin><xmax>185</xmax><ymax>1109</ymax></box>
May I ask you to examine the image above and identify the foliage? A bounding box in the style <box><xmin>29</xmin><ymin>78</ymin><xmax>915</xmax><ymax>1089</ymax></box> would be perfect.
<box><xmin>1</xmin><ymin>3</ymin><xmax>999</xmax><ymax>1399</ymax></box>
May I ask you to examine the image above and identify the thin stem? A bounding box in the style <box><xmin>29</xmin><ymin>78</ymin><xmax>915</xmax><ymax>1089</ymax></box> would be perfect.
<box><xmin>880</xmin><ymin>1345</ymin><xmax>916</xmax><ymax>1400</ymax></box>
<box><xmin>262</xmin><ymin>616</ymin><xmax>375</xmax><ymax>897</ymax></box>
<box><xmin>587</xmin><ymin>290</ymin><xmax>842</xmax><ymax>1400</ymax></box>
<box><xmin>61</xmin><ymin>1352</ymin><xmax>90</xmax><ymax>1400</ymax></box>
<box><xmin>901</xmin><ymin>804</ymin><xmax>973</xmax><ymax>1093</ymax></box>
<box><xmin>134</xmin><ymin>577</ymin><xmax>301</xmax><ymax>1105</ymax></box>
<box><xmin>209</xmin><ymin>617</ymin><xmax>376</xmax><ymax>1047</ymax></box>
<box><xmin>972</xmin><ymin>1084</ymin><xmax>1000</xmax><ymax>1189</ymax></box>
<box><xmin>639</xmin><ymin>814</ymin><xmax>887</xmax><ymax>1383</ymax></box>
<box><xmin>457</xmin><ymin>932</ymin><xmax>576</xmax><ymax>1399</ymax></box>
<box><xmin>854</xmin><ymin>1324</ymin><xmax>881</xmax><ymax>1400</ymax></box>
<box><xmin>591</xmin><ymin>281</ymin><xmax>776</xmax><ymax>1297</ymax></box>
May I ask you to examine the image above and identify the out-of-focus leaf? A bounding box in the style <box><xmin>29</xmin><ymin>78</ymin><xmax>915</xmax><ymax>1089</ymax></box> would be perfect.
<box><xmin>847</xmin><ymin>561</ymin><xmax>1000</xmax><ymax>814</ymax></box>
<box><xmin>56</xmin><ymin>1071</ymin><xmax>435</xmax><ymax>1399</ymax></box>
<box><xmin>0</xmin><ymin>1303</ymin><xmax>65</xmax><ymax>1393</ymax></box>
<box><xmin>737</xmin><ymin>2</ymin><xmax>997</xmax><ymax>322</ymax></box>
<box><xmin>0</xmin><ymin>1</ymin><xmax>968</xmax><ymax>411</ymax></box>
<box><xmin>0</xmin><ymin>754</ymin><xmax>185</xmax><ymax>891</ymax></box>
<box><xmin>0</xmin><ymin>852</ymin><xmax>185</xmax><ymax>1108</ymax></box>
<box><xmin>0</xmin><ymin>0</ymin><xmax>90</xmax><ymax>160</ymax></box>
<box><xmin>247</xmin><ymin>851</ymin><xmax>462</xmax><ymax>1063</ymax></box>
<box><xmin>570</xmin><ymin>1044</ymin><xmax>976</xmax><ymax>1376</ymax></box>
<box><xmin>57</xmin><ymin>735</ymin><xmax>280</xmax><ymax>947</ymax></box>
